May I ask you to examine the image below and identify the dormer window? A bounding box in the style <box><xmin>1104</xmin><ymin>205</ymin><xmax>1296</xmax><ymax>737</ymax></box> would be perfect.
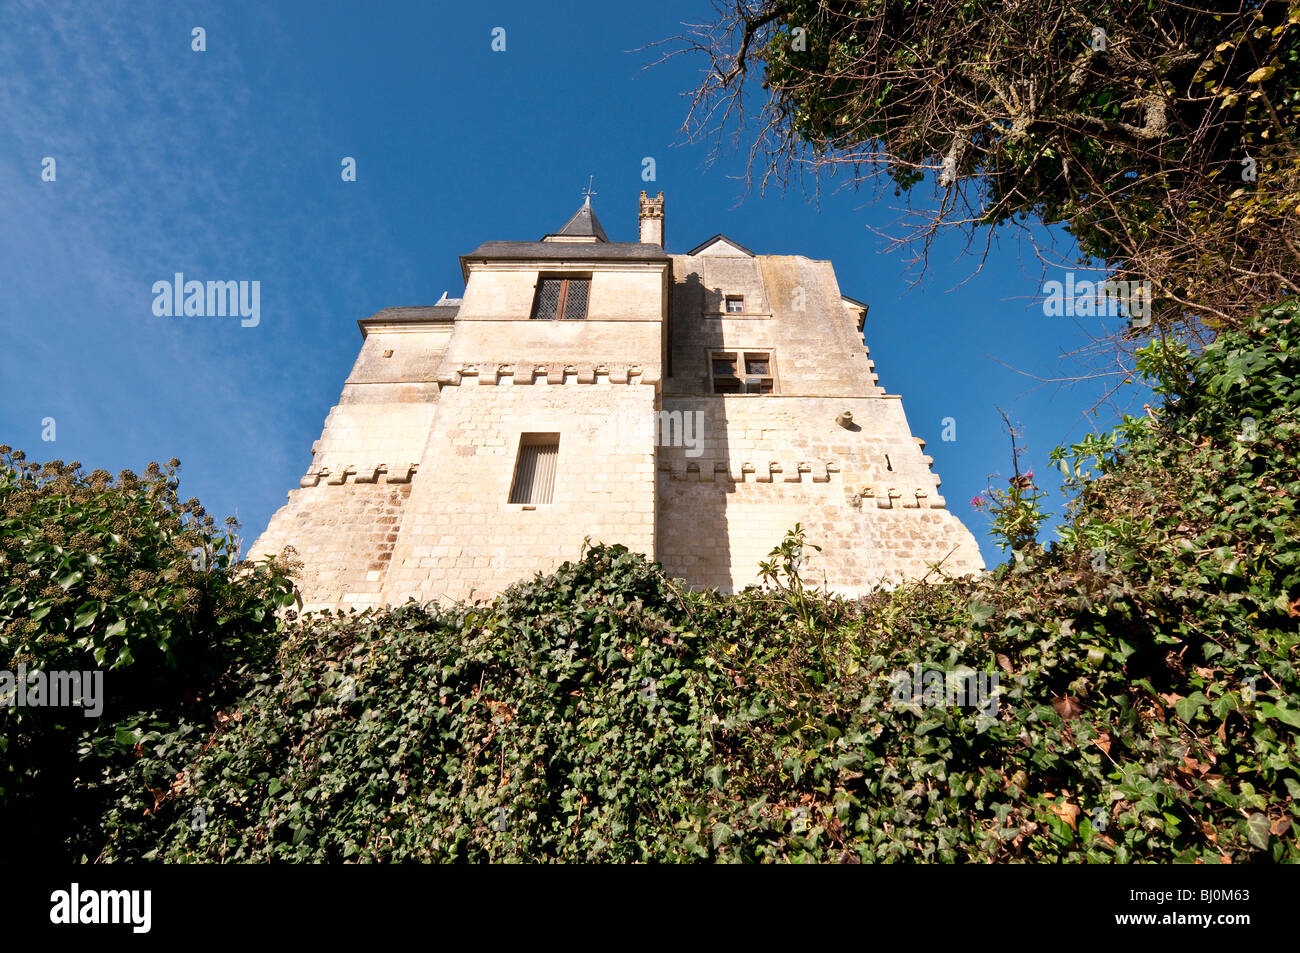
<box><xmin>725</xmin><ymin>295</ymin><xmax>744</xmax><ymax>313</ymax></box>
<box><xmin>711</xmin><ymin>350</ymin><xmax>774</xmax><ymax>394</ymax></box>
<box><xmin>531</xmin><ymin>276</ymin><xmax>590</xmax><ymax>320</ymax></box>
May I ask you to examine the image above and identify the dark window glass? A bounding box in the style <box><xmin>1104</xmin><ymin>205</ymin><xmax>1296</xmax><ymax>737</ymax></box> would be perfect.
<box><xmin>531</xmin><ymin>277</ymin><xmax>590</xmax><ymax>320</ymax></box>
<box><xmin>531</xmin><ymin>279</ymin><xmax>563</xmax><ymax>320</ymax></box>
<box><xmin>562</xmin><ymin>278</ymin><xmax>589</xmax><ymax>320</ymax></box>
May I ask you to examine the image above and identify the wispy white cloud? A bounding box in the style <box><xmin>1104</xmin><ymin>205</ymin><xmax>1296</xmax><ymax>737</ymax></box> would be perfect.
<box><xmin>0</xmin><ymin>1</ymin><xmax>408</xmax><ymax>488</ymax></box>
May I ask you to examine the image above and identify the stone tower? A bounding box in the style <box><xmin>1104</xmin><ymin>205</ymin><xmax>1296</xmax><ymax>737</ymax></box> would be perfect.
<box><xmin>247</xmin><ymin>191</ymin><xmax>983</xmax><ymax>611</ymax></box>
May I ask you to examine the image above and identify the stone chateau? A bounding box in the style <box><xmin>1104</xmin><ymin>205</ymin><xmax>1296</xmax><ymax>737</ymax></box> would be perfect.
<box><xmin>248</xmin><ymin>191</ymin><xmax>984</xmax><ymax>611</ymax></box>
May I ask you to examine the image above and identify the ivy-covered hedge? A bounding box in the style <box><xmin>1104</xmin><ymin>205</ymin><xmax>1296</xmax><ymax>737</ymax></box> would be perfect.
<box><xmin>80</xmin><ymin>301</ymin><xmax>1297</xmax><ymax>863</ymax></box>
<box><xmin>7</xmin><ymin>302</ymin><xmax>1298</xmax><ymax>863</ymax></box>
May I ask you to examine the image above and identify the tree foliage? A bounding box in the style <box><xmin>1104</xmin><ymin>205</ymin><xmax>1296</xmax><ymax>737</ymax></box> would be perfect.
<box><xmin>0</xmin><ymin>453</ymin><xmax>296</xmax><ymax>860</ymax></box>
<box><xmin>664</xmin><ymin>0</ymin><xmax>1300</xmax><ymax>334</ymax></box>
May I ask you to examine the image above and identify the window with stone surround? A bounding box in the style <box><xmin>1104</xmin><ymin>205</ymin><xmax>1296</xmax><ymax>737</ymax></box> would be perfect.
<box><xmin>530</xmin><ymin>276</ymin><xmax>590</xmax><ymax>320</ymax></box>
<box><xmin>509</xmin><ymin>434</ymin><xmax>559</xmax><ymax>504</ymax></box>
<box><xmin>710</xmin><ymin>350</ymin><xmax>774</xmax><ymax>394</ymax></box>
<box><xmin>725</xmin><ymin>295</ymin><xmax>744</xmax><ymax>313</ymax></box>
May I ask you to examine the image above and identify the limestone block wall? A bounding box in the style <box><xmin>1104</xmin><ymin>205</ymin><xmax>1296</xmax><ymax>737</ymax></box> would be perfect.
<box><xmin>379</xmin><ymin>375</ymin><xmax>660</xmax><ymax>604</ymax></box>
<box><xmin>251</xmin><ymin>481</ymin><xmax>413</xmax><ymax>612</ymax></box>
<box><xmin>303</xmin><ymin>392</ymin><xmax>438</xmax><ymax>480</ymax></box>
<box><xmin>656</xmin><ymin>394</ymin><xmax>984</xmax><ymax>594</ymax></box>
<box><xmin>457</xmin><ymin>266</ymin><xmax>666</xmax><ymax>323</ymax></box>
<box><xmin>658</xmin><ymin>249</ymin><xmax>983</xmax><ymax>593</ymax></box>
<box><xmin>244</xmin><ymin>320</ymin><xmax>449</xmax><ymax>611</ymax></box>
<box><xmin>668</xmin><ymin>254</ymin><xmax>878</xmax><ymax>398</ymax></box>
<box><xmin>447</xmin><ymin>265</ymin><xmax>667</xmax><ymax>369</ymax></box>
<box><xmin>441</xmin><ymin>320</ymin><xmax>664</xmax><ymax>373</ymax></box>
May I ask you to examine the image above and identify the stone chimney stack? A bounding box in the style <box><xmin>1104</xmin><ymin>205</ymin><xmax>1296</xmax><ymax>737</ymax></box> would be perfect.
<box><xmin>638</xmin><ymin>190</ymin><xmax>665</xmax><ymax>247</ymax></box>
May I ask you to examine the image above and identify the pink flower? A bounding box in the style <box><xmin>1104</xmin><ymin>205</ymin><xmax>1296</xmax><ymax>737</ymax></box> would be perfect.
<box><xmin>970</xmin><ymin>495</ymin><xmax>985</xmax><ymax>509</ymax></box>
<box><xmin>1025</xmin><ymin>470</ymin><xmax>1034</xmax><ymax>481</ymax></box>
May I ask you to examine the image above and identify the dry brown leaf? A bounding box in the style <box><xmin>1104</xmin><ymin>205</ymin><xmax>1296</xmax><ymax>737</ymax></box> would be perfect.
<box><xmin>1050</xmin><ymin>802</ymin><xmax>1081</xmax><ymax>830</ymax></box>
<box><xmin>1052</xmin><ymin>695</ymin><xmax>1085</xmax><ymax>720</ymax></box>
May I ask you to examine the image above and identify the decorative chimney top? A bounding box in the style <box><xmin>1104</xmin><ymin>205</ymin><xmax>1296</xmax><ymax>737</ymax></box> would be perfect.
<box><xmin>639</xmin><ymin>190</ymin><xmax>665</xmax><ymax>247</ymax></box>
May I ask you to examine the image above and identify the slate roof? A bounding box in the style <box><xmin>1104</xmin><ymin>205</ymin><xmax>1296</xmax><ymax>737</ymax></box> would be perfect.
<box><xmin>459</xmin><ymin>241</ymin><xmax>669</xmax><ymax>280</ymax></box>
<box><xmin>841</xmin><ymin>295</ymin><xmax>870</xmax><ymax>332</ymax></box>
<box><xmin>356</xmin><ymin>303</ymin><xmax>459</xmax><ymax>336</ymax></box>
<box><xmin>685</xmin><ymin>234</ymin><xmax>757</xmax><ymax>257</ymax></box>
<box><xmin>551</xmin><ymin>198</ymin><xmax>609</xmax><ymax>242</ymax></box>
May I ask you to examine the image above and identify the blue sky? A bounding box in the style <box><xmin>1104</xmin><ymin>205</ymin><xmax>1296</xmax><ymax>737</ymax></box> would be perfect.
<box><xmin>0</xmin><ymin>0</ymin><xmax>1150</xmax><ymax>569</ymax></box>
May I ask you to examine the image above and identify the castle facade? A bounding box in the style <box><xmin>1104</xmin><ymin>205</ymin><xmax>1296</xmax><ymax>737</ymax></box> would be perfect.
<box><xmin>248</xmin><ymin>192</ymin><xmax>983</xmax><ymax>610</ymax></box>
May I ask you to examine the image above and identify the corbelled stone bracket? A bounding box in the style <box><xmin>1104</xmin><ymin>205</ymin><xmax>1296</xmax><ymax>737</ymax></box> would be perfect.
<box><xmin>435</xmin><ymin>362</ymin><xmax>655</xmax><ymax>386</ymax></box>
<box><xmin>871</xmin><ymin>485</ymin><xmax>949</xmax><ymax>509</ymax></box>
<box><xmin>300</xmin><ymin>463</ymin><xmax>419</xmax><ymax>487</ymax></box>
<box><xmin>658</xmin><ymin>460</ymin><xmax>841</xmax><ymax>484</ymax></box>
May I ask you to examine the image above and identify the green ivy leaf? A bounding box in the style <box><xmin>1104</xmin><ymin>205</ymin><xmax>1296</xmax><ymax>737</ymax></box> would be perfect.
<box><xmin>1246</xmin><ymin>813</ymin><xmax>1271</xmax><ymax>849</ymax></box>
<box><xmin>1259</xmin><ymin>702</ymin><xmax>1300</xmax><ymax>728</ymax></box>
